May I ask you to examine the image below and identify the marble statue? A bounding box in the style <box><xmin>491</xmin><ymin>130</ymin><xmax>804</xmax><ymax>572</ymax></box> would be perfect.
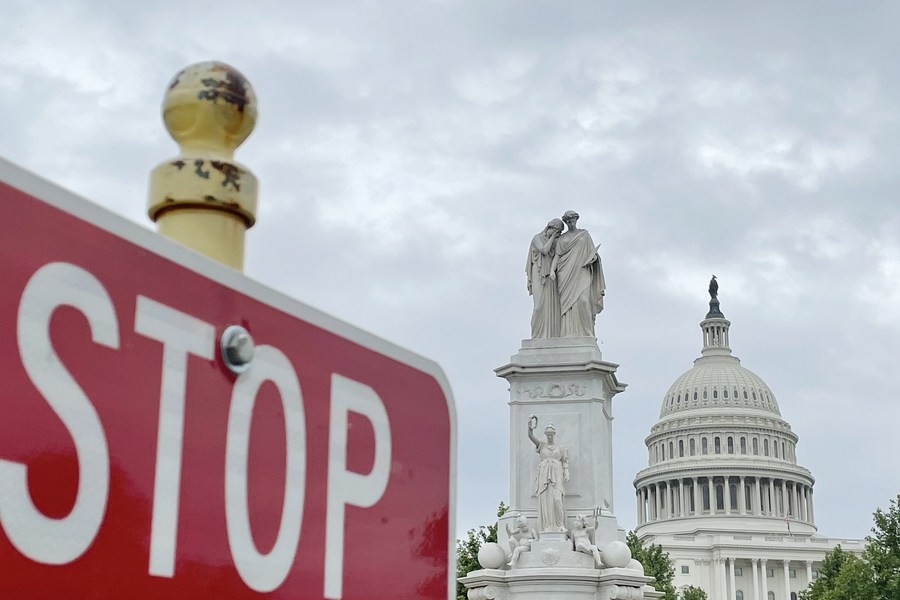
<box><xmin>555</xmin><ymin>210</ymin><xmax>605</xmax><ymax>337</ymax></box>
<box><xmin>527</xmin><ymin>416</ymin><xmax>569</xmax><ymax>533</ymax></box>
<box><xmin>571</xmin><ymin>511</ymin><xmax>602</xmax><ymax>567</ymax></box>
<box><xmin>526</xmin><ymin>218</ymin><xmax>564</xmax><ymax>338</ymax></box>
<box><xmin>505</xmin><ymin>513</ymin><xmax>538</xmax><ymax>566</ymax></box>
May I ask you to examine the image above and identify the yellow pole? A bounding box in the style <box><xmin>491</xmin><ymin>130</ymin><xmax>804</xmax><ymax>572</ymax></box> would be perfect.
<box><xmin>147</xmin><ymin>61</ymin><xmax>258</xmax><ymax>271</ymax></box>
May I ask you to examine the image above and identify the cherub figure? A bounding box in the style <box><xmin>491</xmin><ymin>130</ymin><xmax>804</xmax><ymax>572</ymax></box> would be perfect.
<box><xmin>506</xmin><ymin>513</ymin><xmax>538</xmax><ymax>566</ymax></box>
<box><xmin>571</xmin><ymin>510</ymin><xmax>602</xmax><ymax>567</ymax></box>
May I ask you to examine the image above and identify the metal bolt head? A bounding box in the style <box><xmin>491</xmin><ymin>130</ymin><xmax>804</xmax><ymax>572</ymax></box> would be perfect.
<box><xmin>221</xmin><ymin>325</ymin><xmax>254</xmax><ymax>374</ymax></box>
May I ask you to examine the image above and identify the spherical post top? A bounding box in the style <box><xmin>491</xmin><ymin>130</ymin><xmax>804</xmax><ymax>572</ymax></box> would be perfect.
<box><xmin>162</xmin><ymin>61</ymin><xmax>257</xmax><ymax>158</ymax></box>
<box><xmin>148</xmin><ymin>61</ymin><xmax>259</xmax><ymax>271</ymax></box>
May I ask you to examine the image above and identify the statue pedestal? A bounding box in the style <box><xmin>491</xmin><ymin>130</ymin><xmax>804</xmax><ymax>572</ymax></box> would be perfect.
<box><xmin>460</xmin><ymin>566</ymin><xmax>663</xmax><ymax>600</ymax></box>
<box><xmin>463</xmin><ymin>336</ymin><xmax>661</xmax><ymax>599</ymax></box>
<box><xmin>495</xmin><ymin>337</ymin><xmax>627</xmax><ymax>550</ymax></box>
<box><xmin>514</xmin><ymin>533</ymin><xmax>595</xmax><ymax>569</ymax></box>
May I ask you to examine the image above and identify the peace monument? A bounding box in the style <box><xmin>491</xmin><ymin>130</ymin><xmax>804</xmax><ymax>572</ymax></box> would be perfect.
<box><xmin>460</xmin><ymin>212</ymin><xmax>662</xmax><ymax>600</ymax></box>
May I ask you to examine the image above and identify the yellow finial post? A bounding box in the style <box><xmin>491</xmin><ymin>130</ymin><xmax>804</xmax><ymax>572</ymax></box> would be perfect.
<box><xmin>148</xmin><ymin>61</ymin><xmax>258</xmax><ymax>271</ymax></box>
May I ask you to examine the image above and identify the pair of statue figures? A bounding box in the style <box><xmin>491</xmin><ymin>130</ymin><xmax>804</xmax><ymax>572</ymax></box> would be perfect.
<box><xmin>506</xmin><ymin>511</ymin><xmax>603</xmax><ymax>568</ymax></box>
<box><xmin>527</xmin><ymin>210</ymin><xmax>606</xmax><ymax>339</ymax></box>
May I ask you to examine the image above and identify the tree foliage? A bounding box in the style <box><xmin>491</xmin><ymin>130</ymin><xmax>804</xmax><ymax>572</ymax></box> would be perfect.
<box><xmin>455</xmin><ymin>502</ymin><xmax>508</xmax><ymax>600</ymax></box>
<box><xmin>679</xmin><ymin>584</ymin><xmax>708</xmax><ymax>600</ymax></box>
<box><xmin>801</xmin><ymin>494</ymin><xmax>900</xmax><ymax>600</ymax></box>
<box><xmin>626</xmin><ymin>531</ymin><xmax>677</xmax><ymax>600</ymax></box>
<box><xmin>867</xmin><ymin>495</ymin><xmax>900</xmax><ymax>599</ymax></box>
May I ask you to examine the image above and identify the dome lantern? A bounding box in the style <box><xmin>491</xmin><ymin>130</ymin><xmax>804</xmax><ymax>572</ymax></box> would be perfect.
<box><xmin>701</xmin><ymin>275</ymin><xmax>732</xmax><ymax>357</ymax></box>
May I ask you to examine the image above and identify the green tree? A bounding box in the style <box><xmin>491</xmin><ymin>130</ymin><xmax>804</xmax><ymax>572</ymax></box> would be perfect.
<box><xmin>800</xmin><ymin>549</ymin><xmax>876</xmax><ymax>600</ymax></box>
<box><xmin>455</xmin><ymin>502</ymin><xmax>508</xmax><ymax>600</ymax></box>
<box><xmin>801</xmin><ymin>494</ymin><xmax>900</xmax><ymax>600</ymax></box>
<box><xmin>866</xmin><ymin>495</ymin><xmax>900</xmax><ymax>599</ymax></box>
<box><xmin>801</xmin><ymin>545</ymin><xmax>855</xmax><ymax>599</ymax></box>
<box><xmin>626</xmin><ymin>531</ymin><xmax>677</xmax><ymax>600</ymax></box>
<box><xmin>679</xmin><ymin>584</ymin><xmax>708</xmax><ymax>600</ymax></box>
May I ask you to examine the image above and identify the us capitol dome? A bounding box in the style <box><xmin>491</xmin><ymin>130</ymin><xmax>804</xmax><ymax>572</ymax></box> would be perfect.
<box><xmin>632</xmin><ymin>279</ymin><xmax>862</xmax><ymax>600</ymax></box>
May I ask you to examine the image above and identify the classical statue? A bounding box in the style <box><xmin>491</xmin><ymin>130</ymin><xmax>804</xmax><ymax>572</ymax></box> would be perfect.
<box><xmin>526</xmin><ymin>218</ymin><xmax>564</xmax><ymax>338</ymax></box>
<box><xmin>505</xmin><ymin>513</ymin><xmax>538</xmax><ymax>566</ymax></box>
<box><xmin>571</xmin><ymin>511</ymin><xmax>602</xmax><ymax>567</ymax></box>
<box><xmin>555</xmin><ymin>210</ymin><xmax>605</xmax><ymax>337</ymax></box>
<box><xmin>709</xmin><ymin>274</ymin><xmax>718</xmax><ymax>299</ymax></box>
<box><xmin>527</xmin><ymin>416</ymin><xmax>569</xmax><ymax>533</ymax></box>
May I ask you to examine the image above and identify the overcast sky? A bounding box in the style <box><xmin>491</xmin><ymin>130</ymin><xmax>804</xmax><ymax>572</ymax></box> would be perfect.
<box><xmin>2</xmin><ymin>0</ymin><xmax>898</xmax><ymax>544</ymax></box>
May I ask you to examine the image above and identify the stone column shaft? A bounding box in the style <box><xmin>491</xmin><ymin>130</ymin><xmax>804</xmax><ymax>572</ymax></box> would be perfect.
<box><xmin>714</xmin><ymin>558</ymin><xmax>723</xmax><ymax>599</ymax></box>
<box><xmin>655</xmin><ymin>484</ymin><xmax>661</xmax><ymax>521</ymax></box>
<box><xmin>721</xmin><ymin>558</ymin><xmax>728</xmax><ymax>598</ymax></box>
<box><xmin>751</xmin><ymin>558</ymin><xmax>760</xmax><ymax>600</ymax></box>
<box><xmin>644</xmin><ymin>487</ymin><xmax>650</xmax><ymax>523</ymax></box>
<box><xmin>725</xmin><ymin>476</ymin><xmax>732</xmax><ymax>515</ymax></box>
<box><xmin>781</xmin><ymin>480</ymin><xmax>788</xmax><ymax>517</ymax></box>
<box><xmin>693</xmin><ymin>477</ymin><xmax>701</xmax><ymax>515</ymax></box>
<box><xmin>760</xmin><ymin>559</ymin><xmax>768</xmax><ymax>600</ymax></box>
<box><xmin>753</xmin><ymin>477</ymin><xmax>761</xmax><ymax>516</ymax></box>
<box><xmin>728</xmin><ymin>557</ymin><xmax>736</xmax><ymax>600</ymax></box>
<box><xmin>760</xmin><ymin>479</ymin><xmax>767</xmax><ymax>515</ymax></box>
<box><xmin>809</xmin><ymin>488</ymin><xmax>815</xmax><ymax>523</ymax></box>
<box><xmin>739</xmin><ymin>475</ymin><xmax>746</xmax><ymax>515</ymax></box>
<box><xmin>636</xmin><ymin>489</ymin><xmax>642</xmax><ymax>525</ymax></box>
<box><xmin>783</xmin><ymin>560</ymin><xmax>791</xmax><ymax>600</ymax></box>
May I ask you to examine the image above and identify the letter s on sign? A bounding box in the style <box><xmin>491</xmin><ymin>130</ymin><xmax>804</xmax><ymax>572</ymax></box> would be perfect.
<box><xmin>0</xmin><ymin>262</ymin><xmax>117</xmax><ymax>564</ymax></box>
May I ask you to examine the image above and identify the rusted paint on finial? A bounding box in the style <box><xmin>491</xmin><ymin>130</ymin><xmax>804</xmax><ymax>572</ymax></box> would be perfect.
<box><xmin>147</xmin><ymin>61</ymin><xmax>259</xmax><ymax>271</ymax></box>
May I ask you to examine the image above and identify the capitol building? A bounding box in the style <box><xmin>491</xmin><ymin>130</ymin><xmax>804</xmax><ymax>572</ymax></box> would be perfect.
<box><xmin>632</xmin><ymin>286</ymin><xmax>863</xmax><ymax>600</ymax></box>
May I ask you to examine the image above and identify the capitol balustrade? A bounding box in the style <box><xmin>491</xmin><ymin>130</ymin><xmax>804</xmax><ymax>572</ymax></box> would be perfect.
<box><xmin>660</xmin><ymin>532</ymin><xmax>863</xmax><ymax>550</ymax></box>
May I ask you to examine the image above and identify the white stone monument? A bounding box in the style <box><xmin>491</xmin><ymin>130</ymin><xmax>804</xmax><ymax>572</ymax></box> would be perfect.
<box><xmin>459</xmin><ymin>213</ymin><xmax>662</xmax><ymax>600</ymax></box>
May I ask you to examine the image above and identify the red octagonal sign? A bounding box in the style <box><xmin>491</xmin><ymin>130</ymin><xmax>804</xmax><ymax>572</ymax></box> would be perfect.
<box><xmin>0</xmin><ymin>158</ymin><xmax>455</xmax><ymax>599</ymax></box>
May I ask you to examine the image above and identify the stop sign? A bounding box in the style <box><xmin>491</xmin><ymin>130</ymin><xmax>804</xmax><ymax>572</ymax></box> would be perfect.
<box><xmin>0</xmin><ymin>158</ymin><xmax>455</xmax><ymax>599</ymax></box>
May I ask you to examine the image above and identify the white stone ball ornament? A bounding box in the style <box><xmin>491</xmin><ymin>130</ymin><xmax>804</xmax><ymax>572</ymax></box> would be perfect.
<box><xmin>600</xmin><ymin>541</ymin><xmax>632</xmax><ymax>568</ymax></box>
<box><xmin>626</xmin><ymin>558</ymin><xmax>644</xmax><ymax>574</ymax></box>
<box><xmin>477</xmin><ymin>542</ymin><xmax>507</xmax><ymax>570</ymax></box>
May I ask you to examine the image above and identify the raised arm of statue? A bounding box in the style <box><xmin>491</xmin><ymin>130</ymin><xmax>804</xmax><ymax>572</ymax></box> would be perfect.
<box><xmin>586</xmin><ymin>509</ymin><xmax>597</xmax><ymax>537</ymax></box>
<box><xmin>527</xmin><ymin>415</ymin><xmax>540</xmax><ymax>449</ymax></box>
<box><xmin>533</xmin><ymin>228</ymin><xmax>559</xmax><ymax>256</ymax></box>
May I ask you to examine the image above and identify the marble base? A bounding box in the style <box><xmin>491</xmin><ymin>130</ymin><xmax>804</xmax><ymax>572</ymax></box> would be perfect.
<box><xmin>460</xmin><ymin>566</ymin><xmax>663</xmax><ymax>600</ymax></box>
<box><xmin>514</xmin><ymin>536</ymin><xmax>596</xmax><ymax>569</ymax></box>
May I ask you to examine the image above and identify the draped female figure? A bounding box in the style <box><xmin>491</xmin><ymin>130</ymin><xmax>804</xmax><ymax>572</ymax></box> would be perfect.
<box><xmin>527</xmin><ymin>418</ymin><xmax>569</xmax><ymax>533</ymax></box>
<box><xmin>526</xmin><ymin>218</ymin><xmax>564</xmax><ymax>338</ymax></box>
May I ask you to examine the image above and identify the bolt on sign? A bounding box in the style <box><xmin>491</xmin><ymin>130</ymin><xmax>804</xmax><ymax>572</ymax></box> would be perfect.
<box><xmin>0</xmin><ymin>158</ymin><xmax>456</xmax><ymax>600</ymax></box>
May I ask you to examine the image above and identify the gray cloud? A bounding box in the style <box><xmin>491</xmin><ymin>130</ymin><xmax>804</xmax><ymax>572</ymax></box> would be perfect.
<box><xmin>1</xmin><ymin>0</ymin><xmax>897</xmax><ymax>546</ymax></box>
